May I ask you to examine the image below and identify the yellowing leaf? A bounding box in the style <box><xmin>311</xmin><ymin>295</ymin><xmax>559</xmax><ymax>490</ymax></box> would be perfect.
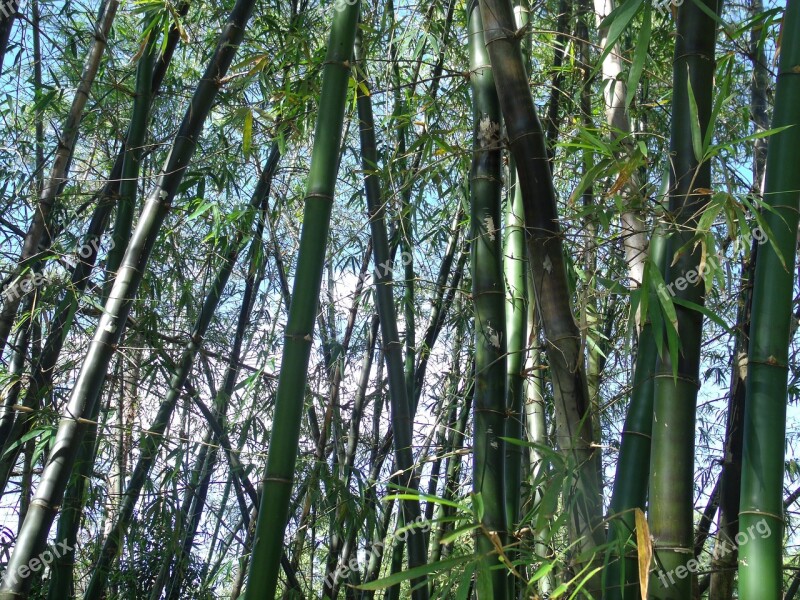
<box><xmin>243</xmin><ymin>109</ymin><xmax>253</xmax><ymax>157</ymax></box>
<box><xmin>635</xmin><ymin>508</ymin><xmax>652</xmax><ymax>600</ymax></box>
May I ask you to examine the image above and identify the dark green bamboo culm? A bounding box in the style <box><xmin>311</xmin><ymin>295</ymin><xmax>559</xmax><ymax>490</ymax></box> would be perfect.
<box><xmin>478</xmin><ymin>0</ymin><xmax>604</xmax><ymax>588</ymax></box>
<box><xmin>0</xmin><ymin>1</ymin><xmax>255</xmax><ymax>595</ymax></box>
<box><xmin>353</xmin><ymin>28</ymin><xmax>429</xmax><ymax>600</ymax></box>
<box><xmin>739</xmin><ymin>0</ymin><xmax>800</xmax><ymax>597</ymax></box>
<box><xmin>242</xmin><ymin>2</ymin><xmax>360</xmax><ymax>597</ymax></box>
<box><xmin>467</xmin><ymin>1</ymin><xmax>508</xmax><ymax>597</ymax></box>
<box><xmin>604</xmin><ymin>229</ymin><xmax>665</xmax><ymax>600</ymax></box>
<box><xmin>647</xmin><ymin>1</ymin><xmax>720</xmax><ymax>598</ymax></box>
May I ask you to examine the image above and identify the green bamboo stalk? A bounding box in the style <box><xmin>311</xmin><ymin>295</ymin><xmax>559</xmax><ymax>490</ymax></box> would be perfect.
<box><xmin>710</xmin><ymin>7</ymin><xmax>769</xmax><ymax>595</ymax></box>
<box><xmin>477</xmin><ymin>0</ymin><xmax>605</xmax><ymax>587</ymax></box>
<box><xmin>242</xmin><ymin>3</ymin><xmax>360</xmax><ymax>597</ymax></box>
<box><xmin>0</xmin><ymin>1</ymin><xmax>255</xmax><ymax>595</ymax></box>
<box><xmin>504</xmin><ymin>0</ymin><xmax>529</xmax><ymax>541</ymax></box>
<box><xmin>353</xmin><ymin>28</ymin><xmax>429</xmax><ymax>599</ymax></box>
<box><xmin>523</xmin><ymin>301</ymin><xmax>554</xmax><ymax>597</ymax></box>
<box><xmin>467</xmin><ymin>2</ymin><xmax>508</xmax><ymax>596</ymax></box>
<box><xmin>738</xmin><ymin>1</ymin><xmax>800</xmax><ymax>597</ymax></box>
<box><xmin>104</xmin><ymin>24</ymin><xmax>157</xmax><ymax>294</ymax></box>
<box><xmin>604</xmin><ymin>229</ymin><xmax>665</xmax><ymax>600</ymax></box>
<box><xmin>647</xmin><ymin>1</ymin><xmax>720</xmax><ymax>598</ymax></box>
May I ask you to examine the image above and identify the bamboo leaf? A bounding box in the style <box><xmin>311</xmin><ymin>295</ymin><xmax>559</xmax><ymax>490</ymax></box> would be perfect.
<box><xmin>439</xmin><ymin>524</ymin><xmax>480</xmax><ymax>546</ymax></box>
<box><xmin>686</xmin><ymin>72</ymin><xmax>704</xmax><ymax>162</ymax></box>
<box><xmin>354</xmin><ymin>555</ymin><xmax>473</xmax><ymax>590</ymax></box>
<box><xmin>672</xmin><ymin>297</ymin><xmax>732</xmax><ymax>333</ymax></box>
<box><xmin>243</xmin><ymin>108</ymin><xmax>253</xmax><ymax>157</ymax></box>
<box><xmin>635</xmin><ymin>508</ymin><xmax>652</xmax><ymax>599</ymax></box>
<box><xmin>626</xmin><ymin>4</ymin><xmax>651</xmax><ymax>110</ymax></box>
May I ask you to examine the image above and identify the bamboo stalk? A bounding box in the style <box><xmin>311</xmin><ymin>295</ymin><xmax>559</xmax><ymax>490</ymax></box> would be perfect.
<box><xmin>477</xmin><ymin>0</ymin><xmax>605</xmax><ymax>588</ymax></box>
<box><xmin>467</xmin><ymin>1</ymin><xmax>508</xmax><ymax>595</ymax></box>
<box><xmin>242</xmin><ymin>2</ymin><xmax>360</xmax><ymax>596</ymax></box>
<box><xmin>647</xmin><ymin>1</ymin><xmax>720</xmax><ymax>597</ymax></box>
<box><xmin>738</xmin><ymin>1</ymin><xmax>800</xmax><ymax>597</ymax></box>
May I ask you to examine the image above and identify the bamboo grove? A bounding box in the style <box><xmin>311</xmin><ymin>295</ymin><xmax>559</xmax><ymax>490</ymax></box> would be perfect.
<box><xmin>0</xmin><ymin>0</ymin><xmax>798</xmax><ymax>597</ymax></box>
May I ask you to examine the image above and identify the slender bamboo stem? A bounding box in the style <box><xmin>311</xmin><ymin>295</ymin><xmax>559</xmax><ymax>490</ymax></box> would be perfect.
<box><xmin>353</xmin><ymin>28</ymin><xmax>429</xmax><ymax>600</ymax></box>
<box><xmin>242</xmin><ymin>3</ymin><xmax>360</xmax><ymax>596</ymax></box>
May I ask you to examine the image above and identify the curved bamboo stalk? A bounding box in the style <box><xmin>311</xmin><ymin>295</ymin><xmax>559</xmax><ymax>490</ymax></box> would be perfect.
<box><xmin>477</xmin><ymin>0</ymin><xmax>605</xmax><ymax>588</ymax></box>
<box><xmin>593</xmin><ymin>0</ymin><xmax>649</xmax><ymax>292</ymax></box>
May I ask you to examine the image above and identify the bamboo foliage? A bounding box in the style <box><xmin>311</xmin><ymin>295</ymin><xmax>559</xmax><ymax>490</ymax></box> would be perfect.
<box><xmin>0</xmin><ymin>0</ymin><xmax>256</xmax><ymax>594</ymax></box>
